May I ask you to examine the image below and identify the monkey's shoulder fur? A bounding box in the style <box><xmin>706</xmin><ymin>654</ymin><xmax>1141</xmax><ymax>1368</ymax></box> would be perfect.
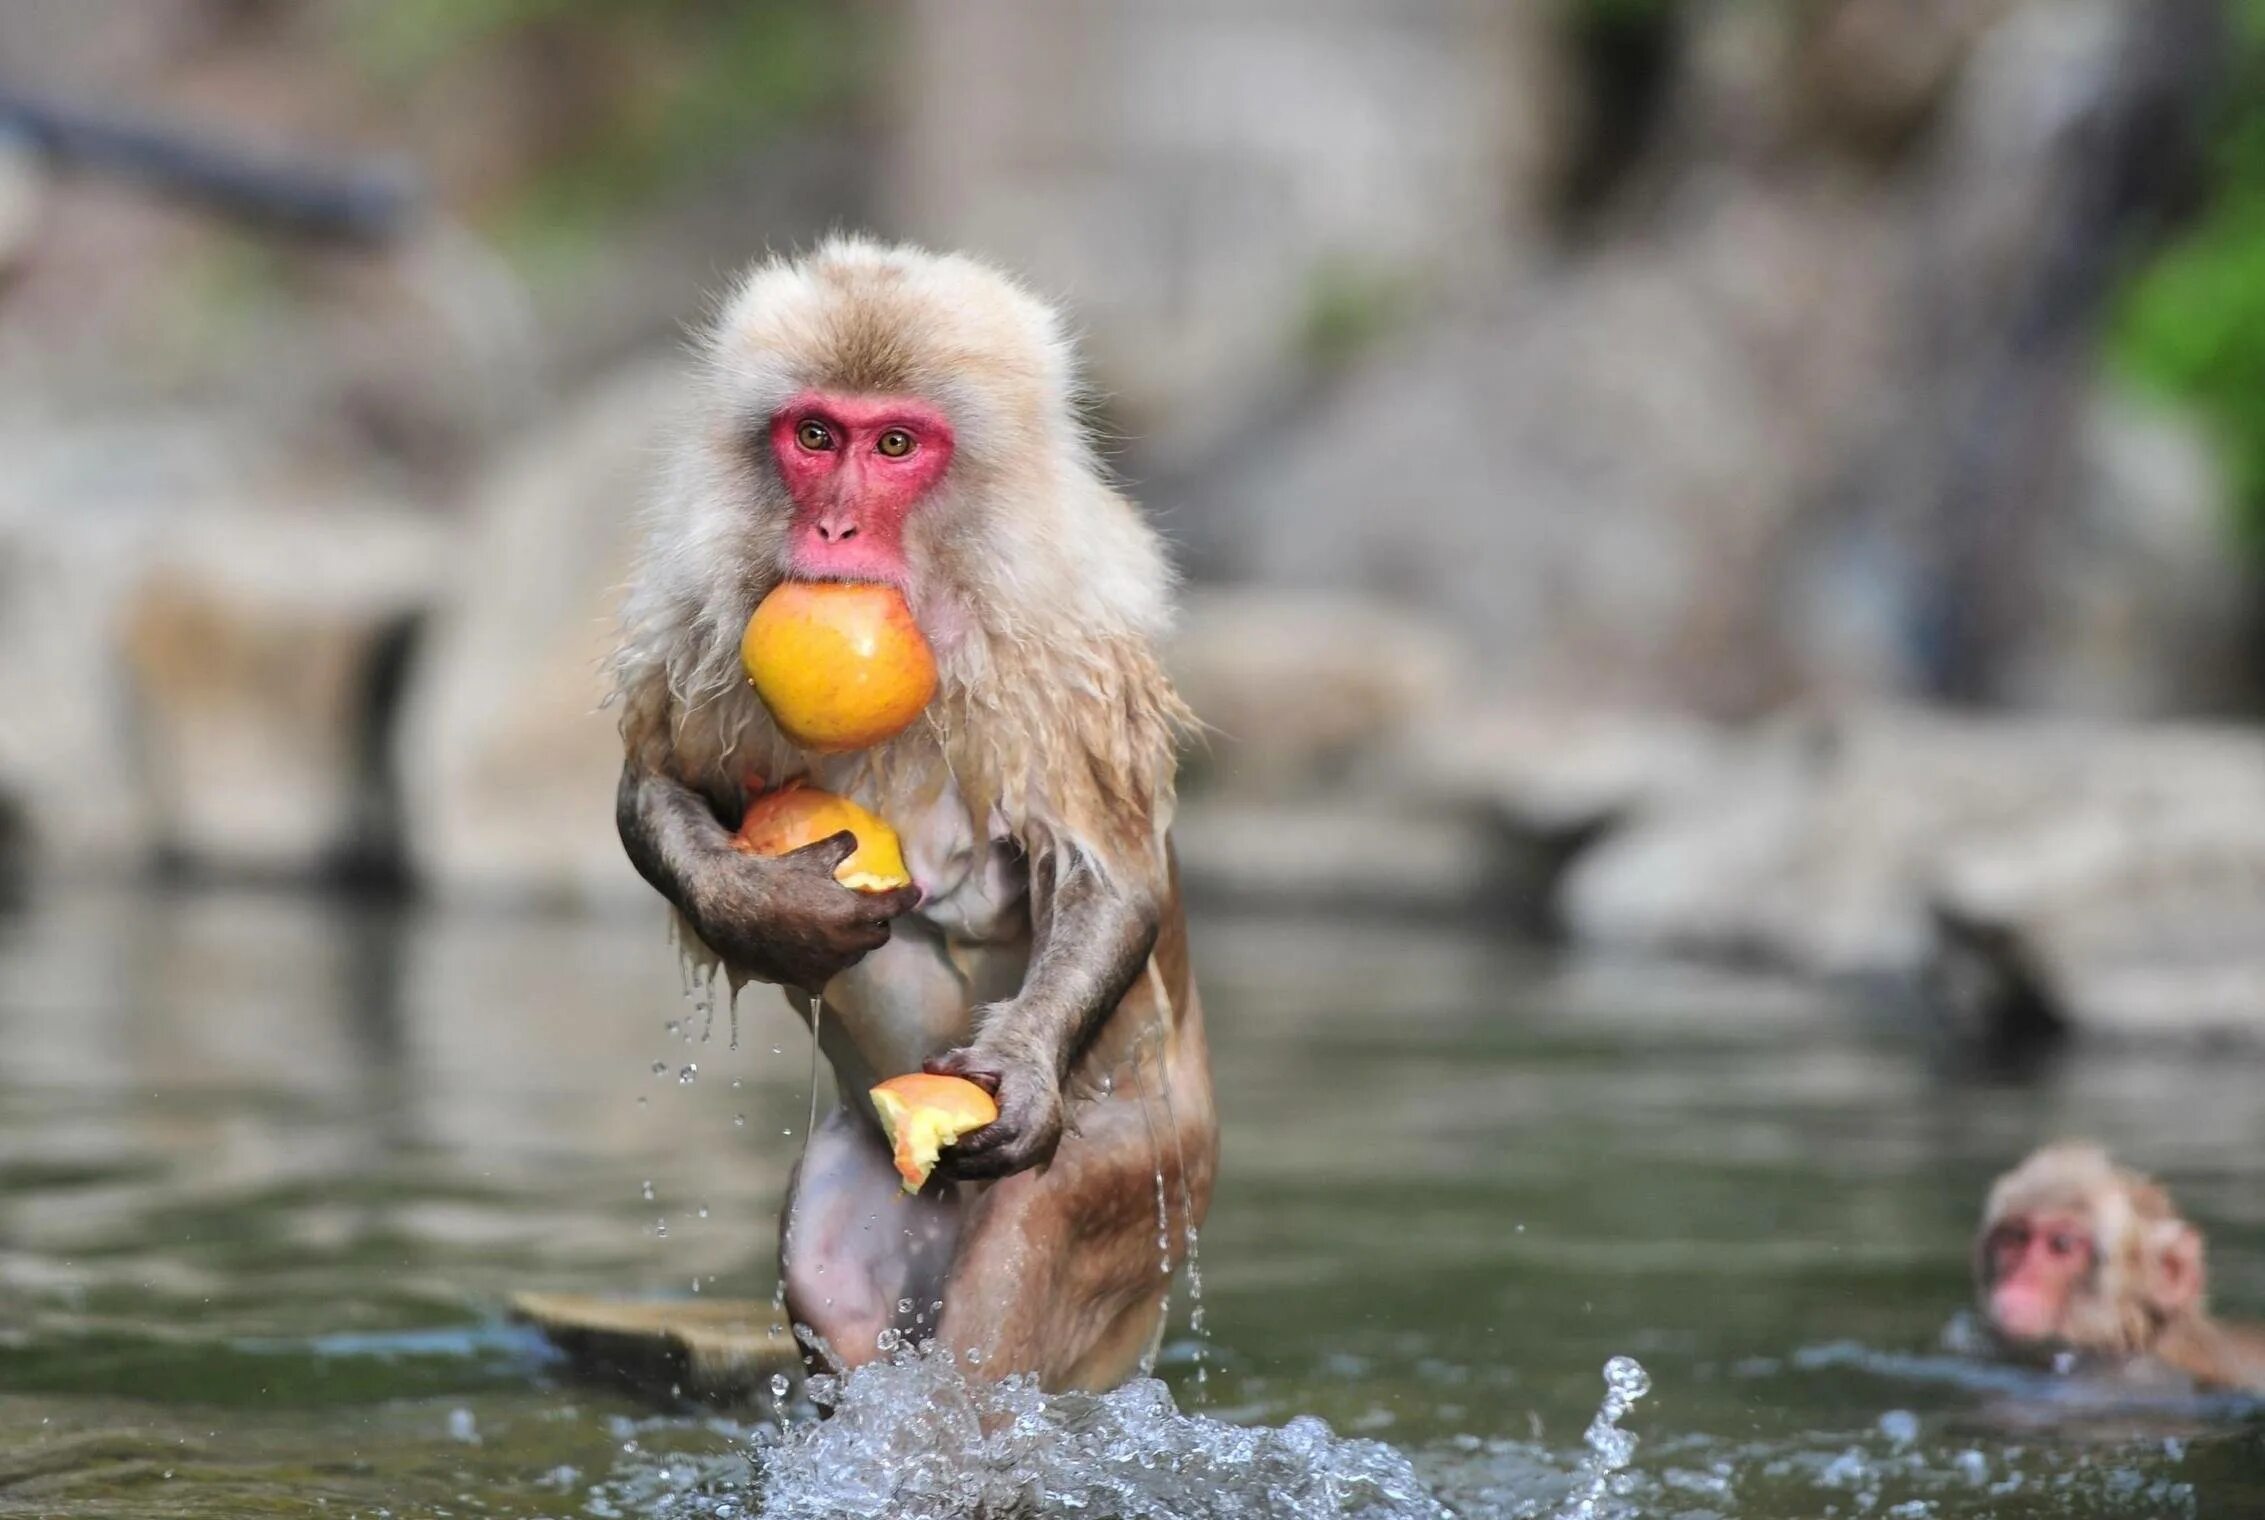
<box><xmin>611</xmin><ymin>236</ymin><xmax>1194</xmax><ymax>891</ymax></box>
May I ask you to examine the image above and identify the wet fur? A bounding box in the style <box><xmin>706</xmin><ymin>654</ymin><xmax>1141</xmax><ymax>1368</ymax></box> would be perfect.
<box><xmin>1979</xmin><ymin>1143</ymin><xmax>2265</xmax><ymax>1392</ymax></box>
<box><xmin>607</xmin><ymin>238</ymin><xmax>1216</xmax><ymax>1389</ymax></box>
<box><xmin>612</xmin><ymin>236</ymin><xmax>1194</xmax><ymax>883</ymax></box>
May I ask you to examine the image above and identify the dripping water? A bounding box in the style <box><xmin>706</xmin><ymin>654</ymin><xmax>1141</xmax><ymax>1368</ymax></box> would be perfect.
<box><xmin>1127</xmin><ymin>1047</ymin><xmax>1175</xmax><ymax>1379</ymax></box>
<box><xmin>773</xmin><ymin>989</ymin><xmax>827</xmax><ymax>1342</ymax></box>
<box><xmin>1145</xmin><ymin>965</ymin><xmax>1210</xmax><ymax>1398</ymax></box>
<box><xmin>803</xmin><ymin>990</ymin><xmax>824</xmax><ymax>1159</ymax></box>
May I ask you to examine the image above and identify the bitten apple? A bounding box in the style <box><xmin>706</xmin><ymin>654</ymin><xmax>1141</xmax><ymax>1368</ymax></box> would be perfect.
<box><xmin>869</xmin><ymin>1073</ymin><xmax>999</xmax><ymax>1192</ymax></box>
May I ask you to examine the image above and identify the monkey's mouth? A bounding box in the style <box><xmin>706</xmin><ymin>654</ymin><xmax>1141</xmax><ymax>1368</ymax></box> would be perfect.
<box><xmin>783</xmin><ymin>537</ymin><xmax>912</xmax><ymax>592</ymax></box>
<box><xmin>1987</xmin><ymin>1286</ymin><xmax>2062</xmax><ymax>1344</ymax></box>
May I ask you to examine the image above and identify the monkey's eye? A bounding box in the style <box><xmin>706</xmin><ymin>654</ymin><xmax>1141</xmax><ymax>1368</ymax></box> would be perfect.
<box><xmin>795</xmin><ymin>419</ymin><xmax>836</xmax><ymax>452</ymax></box>
<box><xmin>876</xmin><ymin>427</ymin><xmax>916</xmax><ymax>459</ymax></box>
<box><xmin>2046</xmin><ymin>1232</ymin><xmax>2080</xmax><ymax>1259</ymax></box>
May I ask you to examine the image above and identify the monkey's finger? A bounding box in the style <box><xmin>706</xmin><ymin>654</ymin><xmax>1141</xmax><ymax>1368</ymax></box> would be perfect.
<box><xmin>920</xmin><ymin>1053</ymin><xmax>1003</xmax><ymax>1096</ymax></box>
<box><xmin>782</xmin><ymin>830</ymin><xmax>861</xmax><ymax>871</ymax></box>
<box><xmin>944</xmin><ymin>1120</ymin><xmax>1015</xmax><ymax>1158</ymax></box>
<box><xmin>863</xmin><ymin>884</ymin><xmax>923</xmax><ymax>919</ymax></box>
<box><xmin>934</xmin><ymin>1144</ymin><xmax>1022</xmax><ymax>1181</ymax></box>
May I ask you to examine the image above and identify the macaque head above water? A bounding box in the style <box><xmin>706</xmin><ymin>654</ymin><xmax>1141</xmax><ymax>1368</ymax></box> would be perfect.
<box><xmin>1975</xmin><ymin>1143</ymin><xmax>2207</xmax><ymax>1361</ymax></box>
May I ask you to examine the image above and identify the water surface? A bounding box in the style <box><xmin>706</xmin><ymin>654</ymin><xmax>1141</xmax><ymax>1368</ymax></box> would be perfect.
<box><xmin>0</xmin><ymin>889</ymin><xmax>2258</xmax><ymax>1516</ymax></box>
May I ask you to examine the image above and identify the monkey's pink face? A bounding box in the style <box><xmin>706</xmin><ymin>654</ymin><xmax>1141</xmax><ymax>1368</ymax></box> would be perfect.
<box><xmin>1982</xmin><ymin>1211</ymin><xmax>2095</xmax><ymax>1343</ymax></box>
<box><xmin>770</xmin><ymin>390</ymin><xmax>956</xmax><ymax>588</ymax></box>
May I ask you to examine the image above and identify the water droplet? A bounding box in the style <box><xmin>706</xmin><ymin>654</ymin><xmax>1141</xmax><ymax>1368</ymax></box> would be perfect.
<box><xmin>640</xmin><ymin>1180</ymin><xmax>655</xmax><ymax>1202</ymax></box>
<box><xmin>678</xmin><ymin>1064</ymin><xmax>698</xmax><ymax>1085</ymax></box>
<box><xmin>650</xmin><ymin>1061</ymin><xmax>667</xmax><ymax>1076</ymax></box>
<box><xmin>896</xmin><ymin>1298</ymin><xmax>913</xmax><ymax>1316</ymax></box>
<box><xmin>770</xmin><ymin>1372</ymin><xmax>790</xmax><ymax>1400</ymax></box>
<box><xmin>734</xmin><ymin>1113</ymin><xmax>747</xmax><ymax>1128</ymax></box>
<box><xmin>697</xmin><ymin>1204</ymin><xmax>710</xmax><ymax>1219</ymax></box>
<box><xmin>1604</xmin><ymin>1354</ymin><xmax>1650</xmax><ymax>1400</ymax></box>
<box><xmin>654</xmin><ymin>1218</ymin><xmax>669</xmax><ymax>1238</ymax></box>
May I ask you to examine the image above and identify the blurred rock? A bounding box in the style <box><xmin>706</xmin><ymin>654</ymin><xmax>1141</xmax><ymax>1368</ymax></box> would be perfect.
<box><xmin>2002</xmin><ymin>394</ymin><xmax>2258</xmax><ymax>716</ymax></box>
<box><xmin>1171</xmin><ymin>796</ymin><xmax>1507</xmax><ymax>920</ymax></box>
<box><xmin>890</xmin><ymin>0</ymin><xmax>1569</xmax><ymax>453</ymax></box>
<box><xmin>395</xmin><ymin>361</ymin><xmax>686</xmax><ymax>907</ymax></box>
<box><xmin>0</xmin><ymin>131</ymin><xmax>45</xmax><ymax>279</ymax></box>
<box><xmin>1166</xmin><ymin>588</ymin><xmax>1465</xmax><ymax>794</ymax></box>
<box><xmin>1178</xmin><ymin>698</ymin><xmax>1735</xmax><ymax>925</ymax></box>
<box><xmin>1562</xmin><ymin>709</ymin><xmax>2265</xmax><ymax>992</ymax></box>
<box><xmin>510</xmin><ymin>1292</ymin><xmax>800</xmax><ymax>1407</ymax></box>
<box><xmin>1930</xmin><ymin>807</ymin><xmax>2265</xmax><ymax>1043</ymax></box>
<box><xmin>1167</xmin><ymin>0</ymin><xmax>2244</xmax><ymax>724</ymax></box>
<box><xmin>118</xmin><ymin>503</ymin><xmax>445</xmax><ymax>881</ymax></box>
<box><xmin>1791</xmin><ymin>0</ymin><xmax>2013</xmax><ymax>156</ymax></box>
<box><xmin>1395</xmin><ymin>705</ymin><xmax>1732</xmax><ymax>844</ymax></box>
<box><xmin>0</xmin><ymin>417</ymin><xmax>273</xmax><ymax>874</ymax></box>
<box><xmin>1178</xmin><ymin>187</ymin><xmax>1900</xmax><ymax>716</ymax></box>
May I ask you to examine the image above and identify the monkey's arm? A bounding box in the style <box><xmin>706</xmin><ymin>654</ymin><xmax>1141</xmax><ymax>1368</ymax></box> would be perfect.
<box><xmin>616</xmin><ymin>761</ymin><xmax>922</xmax><ymax>994</ymax></box>
<box><xmin>925</xmin><ymin>855</ymin><xmax>1161</xmax><ymax>1181</ymax></box>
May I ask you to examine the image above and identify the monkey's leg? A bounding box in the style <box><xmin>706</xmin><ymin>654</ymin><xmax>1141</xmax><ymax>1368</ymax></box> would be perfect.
<box><xmin>935</xmin><ymin>1056</ymin><xmax>1217</xmax><ymax>1392</ymax></box>
<box><xmin>779</xmin><ymin>1104</ymin><xmax>962</xmax><ymax>1372</ymax></box>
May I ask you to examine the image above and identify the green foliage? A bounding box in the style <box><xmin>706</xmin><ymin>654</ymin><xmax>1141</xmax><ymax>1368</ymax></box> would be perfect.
<box><xmin>1298</xmin><ymin>260</ymin><xmax>1418</xmax><ymax>373</ymax></box>
<box><xmin>2109</xmin><ymin>0</ymin><xmax>2265</xmax><ymax>553</ymax></box>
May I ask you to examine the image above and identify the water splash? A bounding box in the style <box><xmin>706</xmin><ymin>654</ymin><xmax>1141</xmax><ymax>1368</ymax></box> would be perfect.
<box><xmin>741</xmin><ymin>1343</ymin><xmax>1451</xmax><ymax>1520</ymax></box>
<box><xmin>1555</xmin><ymin>1355</ymin><xmax>1651</xmax><ymax>1520</ymax></box>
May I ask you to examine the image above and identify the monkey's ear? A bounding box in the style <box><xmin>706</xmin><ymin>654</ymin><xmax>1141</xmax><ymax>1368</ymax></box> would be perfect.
<box><xmin>2143</xmin><ymin>1220</ymin><xmax>2206</xmax><ymax>1317</ymax></box>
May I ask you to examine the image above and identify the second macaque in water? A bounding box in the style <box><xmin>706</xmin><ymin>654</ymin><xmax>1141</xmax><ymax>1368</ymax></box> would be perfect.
<box><xmin>1975</xmin><ymin>1143</ymin><xmax>2265</xmax><ymax>1395</ymax></box>
<box><xmin>611</xmin><ymin>238</ymin><xmax>1216</xmax><ymax>1393</ymax></box>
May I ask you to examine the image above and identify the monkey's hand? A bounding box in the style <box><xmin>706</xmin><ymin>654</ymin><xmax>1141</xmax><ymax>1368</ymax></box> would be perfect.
<box><xmin>920</xmin><ymin>852</ymin><xmax>1161</xmax><ymax>1183</ymax></box>
<box><xmin>617</xmin><ymin>763</ymin><xmax>920</xmax><ymax>993</ymax></box>
<box><xmin>922</xmin><ymin>1032</ymin><xmax>1065</xmax><ymax>1182</ymax></box>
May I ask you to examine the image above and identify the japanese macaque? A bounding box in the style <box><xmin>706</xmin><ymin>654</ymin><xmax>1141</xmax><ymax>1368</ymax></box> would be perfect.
<box><xmin>1975</xmin><ymin>1144</ymin><xmax>2265</xmax><ymax>1394</ymax></box>
<box><xmin>610</xmin><ymin>237</ymin><xmax>1216</xmax><ymax>1393</ymax></box>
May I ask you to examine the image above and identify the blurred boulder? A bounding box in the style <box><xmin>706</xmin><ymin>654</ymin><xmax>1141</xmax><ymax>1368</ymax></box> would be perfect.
<box><xmin>1177</xmin><ymin>188</ymin><xmax>1900</xmax><ymax>716</ymax></box>
<box><xmin>1166</xmin><ymin>0</ymin><xmax>2243</xmax><ymax>723</ymax></box>
<box><xmin>1389</xmin><ymin>704</ymin><xmax>1736</xmax><ymax>925</ymax></box>
<box><xmin>1562</xmin><ymin>709</ymin><xmax>2265</xmax><ymax>992</ymax></box>
<box><xmin>118</xmin><ymin>503</ymin><xmax>445</xmax><ymax>881</ymax></box>
<box><xmin>1930</xmin><ymin>807</ymin><xmax>2265</xmax><ymax>1043</ymax></box>
<box><xmin>1394</xmin><ymin>705</ymin><xmax>1733</xmax><ymax>848</ymax></box>
<box><xmin>0</xmin><ymin>131</ymin><xmax>44</xmax><ymax>279</ymax></box>
<box><xmin>889</xmin><ymin>0</ymin><xmax>1569</xmax><ymax>454</ymax></box>
<box><xmin>395</xmin><ymin>360</ymin><xmax>687</xmax><ymax>907</ymax></box>
<box><xmin>1791</xmin><ymin>0</ymin><xmax>2014</xmax><ymax>155</ymax></box>
<box><xmin>1166</xmin><ymin>588</ymin><xmax>1465</xmax><ymax>794</ymax></box>
<box><xmin>1170</xmin><ymin>795</ymin><xmax>1508</xmax><ymax>920</ymax></box>
<box><xmin>0</xmin><ymin>416</ymin><xmax>271</xmax><ymax>875</ymax></box>
<box><xmin>2001</xmin><ymin>394</ymin><xmax>2258</xmax><ymax>716</ymax></box>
